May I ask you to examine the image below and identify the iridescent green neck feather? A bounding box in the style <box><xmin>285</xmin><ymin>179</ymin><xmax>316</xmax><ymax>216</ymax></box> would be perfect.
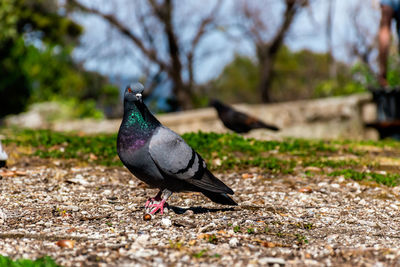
<box><xmin>117</xmin><ymin>100</ymin><xmax>160</xmax><ymax>151</ymax></box>
<box><xmin>124</xmin><ymin>106</ymin><xmax>149</xmax><ymax>129</ymax></box>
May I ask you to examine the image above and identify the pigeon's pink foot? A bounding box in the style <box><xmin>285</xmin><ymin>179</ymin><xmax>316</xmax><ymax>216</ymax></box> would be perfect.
<box><xmin>146</xmin><ymin>199</ymin><xmax>168</xmax><ymax>215</ymax></box>
<box><xmin>145</xmin><ymin>197</ymin><xmax>160</xmax><ymax>209</ymax></box>
<box><xmin>145</xmin><ymin>191</ymin><xmax>162</xmax><ymax>209</ymax></box>
<box><xmin>143</xmin><ymin>189</ymin><xmax>172</xmax><ymax>216</ymax></box>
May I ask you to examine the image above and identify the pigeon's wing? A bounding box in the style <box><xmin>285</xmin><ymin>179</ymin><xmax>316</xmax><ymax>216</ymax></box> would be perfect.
<box><xmin>149</xmin><ymin>127</ymin><xmax>232</xmax><ymax>193</ymax></box>
<box><xmin>149</xmin><ymin>127</ymin><xmax>205</xmax><ymax>180</ymax></box>
<box><xmin>232</xmin><ymin>110</ymin><xmax>279</xmax><ymax>131</ymax></box>
<box><xmin>234</xmin><ymin>110</ymin><xmax>252</xmax><ymax>123</ymax></box>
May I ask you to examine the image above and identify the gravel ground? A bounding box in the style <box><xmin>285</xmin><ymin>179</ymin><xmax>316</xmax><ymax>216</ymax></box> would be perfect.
<box><xmin>1</xmin><ymin>157</ymin><xmax>400</xmax><ymax>267</ymax></box>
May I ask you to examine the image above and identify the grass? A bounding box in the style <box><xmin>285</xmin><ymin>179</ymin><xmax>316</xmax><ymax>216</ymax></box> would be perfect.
<box><xmin>302</xmin><ymin>159</ymin><xmax>359</xmax><ymax>169</ymax></box>
<box><xmin>2</xmin><ymin>128</ymin><xmax>400</xmax><ymax>186</ymax></box>
<box><xmin>246</xmin><ymin>227</ymin><xmax>255</xmax><ymax>234</ymax></box>
<box><xmin>2</xmin><ymin>128</ymin><xmax>119</xmax><ymax>166</ymax></box>
<box><xmin>192</xmin><ymin>249</ymin><xmax>207</xmax><ymax>258</ymax></box>
<box><xmin>328</xmin><ymin>169</ymin><xmax>400</xmax><ymax>187</ymax></box>
<box><xmin>0</xmin><ymin>255</ymin><xmax>59</xmax><ymax>267</ymax></box>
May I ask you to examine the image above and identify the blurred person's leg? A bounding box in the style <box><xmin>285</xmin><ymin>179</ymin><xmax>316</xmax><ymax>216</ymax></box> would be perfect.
<box><xmin>379</xmin><ymin>3</ymin><xmax>394</xmax><ymax>87</ymax></box>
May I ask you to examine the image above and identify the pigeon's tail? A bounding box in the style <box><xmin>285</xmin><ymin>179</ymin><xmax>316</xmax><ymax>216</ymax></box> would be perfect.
<box><xmin>202</xmin><ymin>191</ymin><xmax>238</xmax><ymax>206</ymax></box>
<box><xmin>252</xmin><ymin>121</ymin><xmax>279</xmax><ymax>131</ymax></box>
<box><xmin>189</xmin><ymin>169</ymin><xmax>234</xmax><ymax>195</ymax></box>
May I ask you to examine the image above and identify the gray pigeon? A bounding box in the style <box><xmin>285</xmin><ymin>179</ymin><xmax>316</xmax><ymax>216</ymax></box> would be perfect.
<box><xmin>117</xmin><ymin>83</ymin><xmax>237</xmax><ymax>215</ymax></box>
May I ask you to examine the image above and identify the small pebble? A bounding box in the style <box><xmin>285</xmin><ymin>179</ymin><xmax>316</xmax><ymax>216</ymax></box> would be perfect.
<box><xmin>298</xmin><ymin>187</ymin><xmax>313</xmax><ymax>193</ymax></box>
<box><xmin>143</xmin><ymin>214</ymin><xmax>152</xmax><ymax>221</ymax></box>
<box><xmin>161</xmin><ymin>218</ymin><xmax>172</xmax><ymax>227</ymax></box>
<box><xmin>56</xmin><ymin>240</ymin><xmax>75</xmax><ymax>249</ymax></box>
<box><xmin>229</xmin><ymin>237</ymin><xmax>239</xmax><ymax>247</ymax></box>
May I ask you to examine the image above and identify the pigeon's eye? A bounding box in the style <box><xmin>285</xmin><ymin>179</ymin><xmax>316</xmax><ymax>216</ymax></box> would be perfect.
<box><xmin>127</xmin><ymin>88</ymin><xmax>132</xmax><ymax>93</ymax></box>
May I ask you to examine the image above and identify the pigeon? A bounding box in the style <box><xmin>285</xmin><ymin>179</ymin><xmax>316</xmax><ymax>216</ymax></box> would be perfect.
<box><xmin>210</xmin><ymin>99</ymin><xmax>279</xmax><ymax>134</ymax></box>
<box><xmin>117</xmin><ymin>83</ymin><xmax>237</xmax><ymax>216</ymax></box>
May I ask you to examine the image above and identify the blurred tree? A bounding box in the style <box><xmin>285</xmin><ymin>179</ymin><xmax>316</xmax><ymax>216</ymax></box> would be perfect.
<box><xmin>0</xmin><ymin>0</ymin><xmax>81</xmax><ymax>117</ymax></box>
<box><xmin>0</xmin><ymin>0</ymin><xmax>120</xmax><ymax>118</ymax></box>
<box><xmin>0</xmin><ymin>38</ymin><xmax>31</xmax><ymax>116</ymax></box>
<box><xmin>211</xmin><ymin>54</ymin><xmax>259</xmax><ymax>103</ymax></box>
<box><xmin>67</xmin><ymin>0</ymin><xmax>224</xmax><ymax>110</ymax></box>
<box><xmin>235</xmin><ymin>0</ymin><xmax>309</xmax><ymax>102</ymax></box>
<box><xmin>211</xmin><ymin>46</ymin><xmax>365</xmax><ymax>103</ymax></box>
<box><xmin>325</xmin><ymin>0</ymin><xmax>336</xmax><ymax>78</ymax></box>
<box><xmin>346</xmin><ymin>0</ymin><xmax>378</xmax><ymax>74</ymax></box>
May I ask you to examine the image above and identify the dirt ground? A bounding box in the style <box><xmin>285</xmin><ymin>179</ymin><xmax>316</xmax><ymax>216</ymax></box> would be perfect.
<box><xmin>1</xmin><ymin>154</ymin><xmax>400</xmax><ymax>267</ymax></box>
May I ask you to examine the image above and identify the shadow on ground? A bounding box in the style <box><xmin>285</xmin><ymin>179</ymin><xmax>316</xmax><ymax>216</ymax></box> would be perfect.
<box><xmin>169</xmin><ymin>206</ymin><xmax>235</xmax><ymax>214</ymax></box>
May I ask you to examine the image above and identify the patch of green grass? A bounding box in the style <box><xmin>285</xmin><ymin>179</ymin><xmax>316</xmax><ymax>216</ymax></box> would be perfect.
<box><xmin>220</xmin><ymin>156</ymin><xmax>295</xmax><ymax>173</ymax></box>
<box><xmin>0</xmin><ymin>129</ymin><xmax>320</xmax><ymax>172</ymax></box>
<box><xmin>328</xmin><ymin>169</ymin><xmax>400</xmax><ymax>187</ymax></box>
<box><xmin>3</xmin><ymin>129</ymin><xmax>120</xmax><ymax>166</ymax></box>
<box><xmin>246</xmin><ymin>227</ymin><xmax>255</xmax><ymax>234</ymax></box>
<box><xmin>233</xmin><ymin>225</ymin><xmax>241</xmax><ymax>233</ymax></box>
<box><xmin>3</xmin><ymin>129</ymin><xmax>400</xmax><ymax>177</ymax></box>
<box><xmin>192</xmin><ymin>249</ymin><xmax>207</xmax><ymax>259</ymax></box>
<box><xmin>277</xmin><ymin>139</ymin><xmax>338</xmax><ymax>154</ymax></box>
<box><xmin>169</xmin><ymin>240</ymin><xmax>183</xmax><ymax>249</ymax></box>
<box><xmin>0</xmin><ymin>255</ymin><xmax>59</xmax><ymax>267</ymax></box>
<box><xmin>302</xmin><ymin>159</ymin><xmax>359</xmax><ymax>169</ymax></box>
<box><xmin>303</xmin><ymin>223</ymin><xmax>313</xmax><ymax>230</ymax></box>
<box><xmin>295</xmin><ymin>234</ymin><xmax>309</xmax><ymax>244</ymax></box>
<box><xmin>182</xmin><ymin>132</ymin><xmax>338</xmax><ymax>157</ymax></box>
<box><xmin>336</xmin><ymin>138</ymin><xmax>400</xmax><ymax>149</ymax></box>
<box><xmin>207</xmin><ymin>234</ymin><xmax>218</xmax><ymax>244</ymax></box>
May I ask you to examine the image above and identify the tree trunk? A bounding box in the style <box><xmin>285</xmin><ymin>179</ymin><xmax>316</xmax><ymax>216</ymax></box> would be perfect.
<box><xmin>173</xmin><ymin>83</ymin><xmax>193</xmax><ymax>110</ymax></box>
<box><xmin>258</xmin><ymin>56</ymin><xmax>274</xmax><ymax>103</ymax></box>
<box><xmin>256</xmin><ymin>0</ymin><xmax>302</xmax><ymax>103</ymax></box>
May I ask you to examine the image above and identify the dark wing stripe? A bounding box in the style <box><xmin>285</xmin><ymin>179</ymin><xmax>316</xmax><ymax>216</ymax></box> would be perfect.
<box><xmin>193</xmin><ymin>153</ymin><xmax>206</xmax><ymax>180</ymax></box>
<box><xmin>174</xmin><ymin>148</ymin><xmax>196</xmax><ymax>174</ymax></box>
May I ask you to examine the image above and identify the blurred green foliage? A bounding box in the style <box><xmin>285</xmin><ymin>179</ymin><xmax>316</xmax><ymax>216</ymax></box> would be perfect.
<box><xmin>0</xmin><ymin>255</ymin><xmax>59</xmax><ymax>267</ymax></box>
<box><xmin>210</xmin><ymin>46</ymin><xmax>367</xmax><ymax>103</ymax></box>
<box><xmin>211</xmin><ymin>54</ymin><xmax>259</xmax><ymax>103</ymax></box>
<box><xmin>386</xmin><ymin>54</ymin><xmax>400</xmax><ymax>87</ymax></box>
<box><xmin>0</xmin><ymin>0</ymin><xmax>120</xmax><ymax>118</ymax></box>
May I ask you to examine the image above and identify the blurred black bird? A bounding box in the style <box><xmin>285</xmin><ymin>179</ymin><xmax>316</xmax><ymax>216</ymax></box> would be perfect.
<box><xmin>210</xmin><ymin>99</ymin><xmax>279</xmax><ymax>134</ymax></box>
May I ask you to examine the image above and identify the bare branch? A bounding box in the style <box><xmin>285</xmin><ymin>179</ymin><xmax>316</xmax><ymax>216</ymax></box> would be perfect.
<box><xmin>268</xmin><ymin>0</ymin><xmax>308</xmax><ymax>56</ymax></box>
<box><xmin>241</xmin><ymin>1</ymin><xmax>267</xmax><ymax>45</ymax></box>
<box><xmin>187</xmin><ymin>0</ymin><xmax>222</xmax><ymax>87</ymax></box>
<box><xmin>67</xmin><ymin>0</ymin><xmax>169</xmax><ymax>71</ymax></box>
<box><xmin>346</xmin><ymin>0</ymin><xmax>377</xmax><ymax>69</ymax></box>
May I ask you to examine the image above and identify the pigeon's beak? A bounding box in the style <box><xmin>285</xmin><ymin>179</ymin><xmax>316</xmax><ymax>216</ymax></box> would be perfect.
<box><xmin>135</xmin><ymin>93</ymin><xmax>142</xmax><ymax>101</ymax></box>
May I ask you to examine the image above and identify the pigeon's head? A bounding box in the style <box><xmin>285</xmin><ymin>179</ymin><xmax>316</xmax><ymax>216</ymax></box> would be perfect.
<box><xmin>209</xmin><ymin>99</ymin><xmax>223</xmax><ymax>108</ymax></box>
<box><xmin>209</xmin><ymin>99</ymin><xmax>230</xmax><ymax>113</ymax></box>
<box><xmin>124</xmin><ymin>83</ymin><xmax>144</xmax><ymax>102</ymax></box>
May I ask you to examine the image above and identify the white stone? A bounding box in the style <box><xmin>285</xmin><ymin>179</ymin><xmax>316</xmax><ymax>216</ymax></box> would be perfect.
<box><xmin>258</xmin><ymin>257</ymin><xmax>285</xmax><ymax>265</ymax></box>
<box><xmin>135</xmin><ymin>234</ymin><xmax>150</xmax><ymax>246</ymax></box>
<box><xmin>229</xmin><ymin>237</ymin><xmax>239</xmax><ymax>248</ymax></box>
<box><xmin>161</xmin><ymin>218</ymin><xmax>172</xmax><ymax>227</ymax></box>
<box><xmin>0</xmin><ymin>209</ymin><xmax>6</xmax><ymax>224</ymax></box>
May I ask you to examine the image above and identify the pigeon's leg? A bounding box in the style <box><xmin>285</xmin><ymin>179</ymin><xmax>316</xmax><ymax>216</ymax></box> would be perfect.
<box><xmin>145</xmin><ymin>190</ymin><xmax>163</xmax><ymax>209</ymax></box>
<box><xmin>146</xmin><ymin>189</ymin><xmax>172</xmax><ymax>215</ymax></box>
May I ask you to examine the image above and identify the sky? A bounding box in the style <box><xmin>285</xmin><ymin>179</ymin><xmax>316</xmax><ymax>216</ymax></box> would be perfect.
<box><xmin>71</xmin><ymin>0</ymin><xmax>383</xmax><ymax>84</ymax></box>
